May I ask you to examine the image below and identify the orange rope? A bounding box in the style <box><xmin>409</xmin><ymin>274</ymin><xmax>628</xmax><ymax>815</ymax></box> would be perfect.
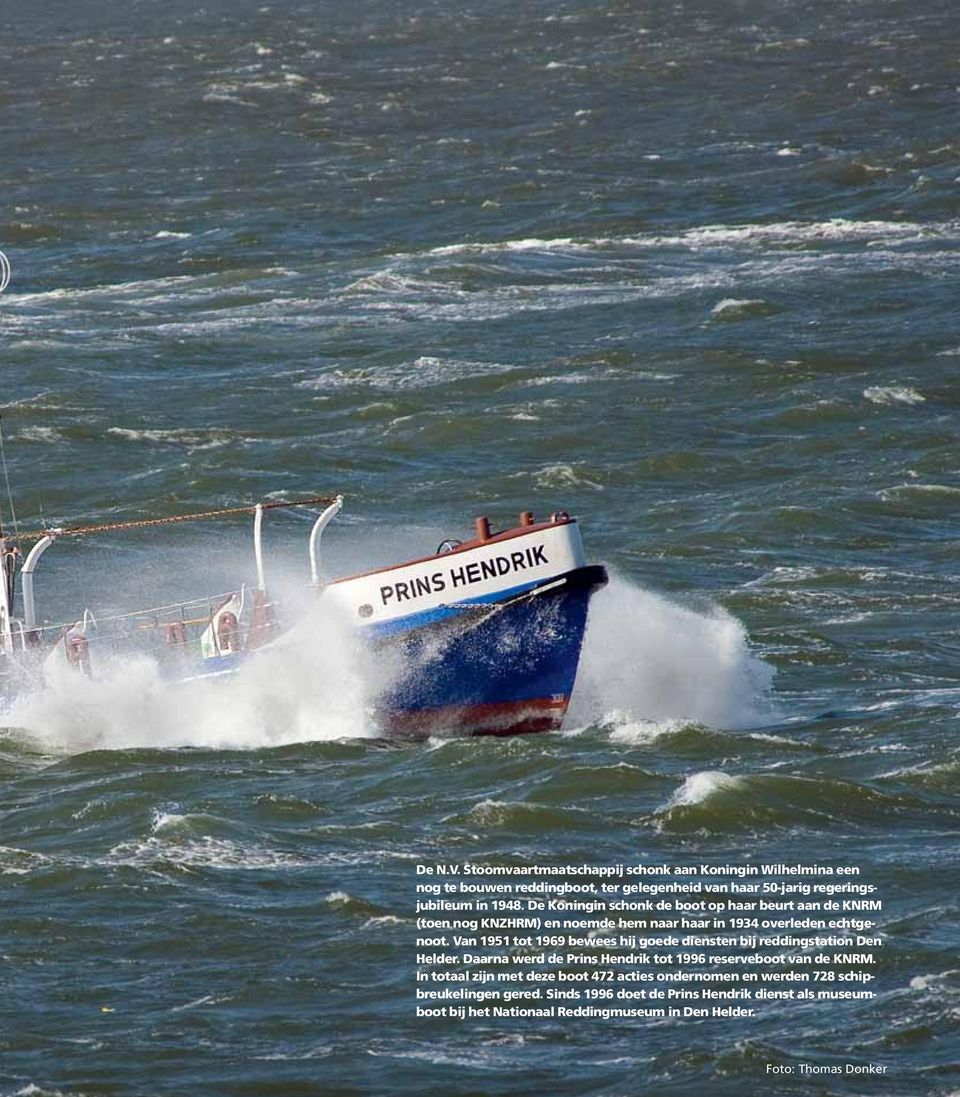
<box><xmin>17</xmin><ymin>495</ymin><xmax>337</xmax><ymax>541</ymax></box>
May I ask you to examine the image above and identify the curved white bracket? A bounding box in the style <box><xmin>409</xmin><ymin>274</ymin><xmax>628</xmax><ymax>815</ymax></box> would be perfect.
<box><xmin>22</xmin><ymin>531</ymin><xmax>60</xmax><ymax>633</ymax></box>
<box><xmin>309</xmin><ymin>495</ymin><xmax>343</xmax><ymax>587</ymax></box>
<box><xmin>253</xmin><ymin>503</ymin><xmax>266</xmax><ymax>592</ymax></box>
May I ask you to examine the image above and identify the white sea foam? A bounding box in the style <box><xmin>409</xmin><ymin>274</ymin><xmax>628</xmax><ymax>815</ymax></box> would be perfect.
<box><xmin>327</xmin><ymin>243</ymin><xmax>959</xmax><ymax>329</ymax></box>
<box><xmin>414</xmin><ymin>218</ymin><xmax>954</xmax><ymax>262</ymax></box>
<box><xmin>0</xmin><ymin>846</ymin><xmax>53</xmax><ymax>875</ymax></box>
<box><xmin>532</xmin><ymin>463</ymin><xmax>605</xmax><ymax>491</ymax></box>
<box><xmin>170</xmin><ymin>994</ymin><xmax>230</xmax><ymax>1012</ymax></box>
<box><xmin>151</xmin><ymin>810</ymin><xmax>187</xmax><ymax>833</ymax></box>
<box><xmin>747</xmin><ymin>732</ymin><xmax>804</xmax><ymax>747</ymax></box>
<box><xmin>570</xmin><ymin>575</ymin><xmax>775</xmax><ymax>730</ymax></box>
<box><xmin>105</xmin><ymin>834</ymin><xmax>312</xmax><ymax>870</ymax></box>
<box><xmin>878</xmin><ymin>482</ymin><xmax>960</xmax><ymax>501</ymax></box>
<box><xmin>251</xmin><ymin>1044</ymin><xmax>334</xmax><ymax>1061</ymax></box>
<box><xmin>522</xmin><ymin>371</ymin><xmax>614</xmax><ymax>387</ymax></box>
<box><xmin>668</xmin><ymin>770</ymin><xmax>744</xmax><ymax>807</ymax></box>
<box><xmin>202</xmin><ymin>84</ymin><xmax>255</xmax><ymax>106</ymax></box>
<box><xmin>13</xmin><ymin>1087</ymin><xmax>90</xmax><ymax>1097</ymax></box>
<box><xmin>863</xmin><ymin>385</ymin><xmax>925</xmax><ymax>406</ymax></box>
<box><xmin>462</xmin><ymin>798</ymin><xmax>513</xmax><ymax>823</ymax></box>
<box><xmin>426</xmin><ymin>236</ymin><xmax>580</xmax><ymax>257</ymax></box>
<box><xmin>608</xmin><ymin>717</ymin><xmax>688</xmax><ymax>745</ymax></box>
<box><xmin>648</xmin><ymin>218</ymin><xmax>937</xmax><ymax>250</ymax></box>
<box><xmin>0</xmin><ymin>390</ymin><xmax>59</xmax><ymax>410</ymax></box>
<box><xmin>17</xmin><ymin>426</ymin><xmax>67</xmax><ymax>444</ymax></box>
<box><xmin>710</xmin><ymin>297</ymin><xmax>773</xmax><ymax>319</ymax></box>
<box><xmin>8</xmin><ymin>600</ymin><xmax>382</xmax><ymax>753</ymax></box>
<box><xmin>742</xmin><ymin>565</ymin><xmax>821</xmax><ymax>587</ymax></box>
<box><xmin>324</xmin><ymin>890</ymin><xmax>354</xmax><ymax>906</ymax></box>
<box><xmin>8</xmin><ymin>273</ymin><xmax>202</xmax><ymax>305</ymax></box>
<box><xmin>106</xmin><ymin>426</ymin><xmax>237</xmax><ymax>449</ymax></box>
<box><xmin>909</xmin><ymin>970</ymin><xmax>959</xmax><ymax>992</ymax></box>
<box><xmin>298</xmin><ymin>355</ymin><xmax>514</xmax><ymax>392</ymax></box>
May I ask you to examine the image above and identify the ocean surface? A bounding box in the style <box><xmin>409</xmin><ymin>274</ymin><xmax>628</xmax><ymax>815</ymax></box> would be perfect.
<box><xmin>2</xmin><ymin>0</ymin><xmax>959</xmax><ymax>1093</ymax></box>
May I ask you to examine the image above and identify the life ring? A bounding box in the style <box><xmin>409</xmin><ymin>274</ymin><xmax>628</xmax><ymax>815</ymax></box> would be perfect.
<box><xmin>217</xmin><ymin>611</ymin><xmax>240</xmax><ymax>653</ymax></box>
<box><xmin>66</xmin><ymin>634</ymin><xmax>91</xmax><ymax>675</ymax></box>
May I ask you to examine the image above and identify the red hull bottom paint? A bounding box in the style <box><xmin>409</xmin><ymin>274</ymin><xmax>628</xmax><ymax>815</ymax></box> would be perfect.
<box><xmin>383</xmin><ymin>697</ymin><xmax>569</xmax><ymax>739</ymax></box>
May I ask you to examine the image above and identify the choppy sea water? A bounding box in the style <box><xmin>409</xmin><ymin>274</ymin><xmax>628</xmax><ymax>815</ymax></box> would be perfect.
<box><xmin>2</xmin><ymin>0</ymin><xmax>959</xmax><ymax>1093</ymax></box>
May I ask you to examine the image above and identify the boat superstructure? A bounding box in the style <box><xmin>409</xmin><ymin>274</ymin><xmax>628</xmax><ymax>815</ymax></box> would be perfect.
<box><xmin>0</xmin><ymin>496</ymin><xmax>341</xmax><ymax>689</ymax></box>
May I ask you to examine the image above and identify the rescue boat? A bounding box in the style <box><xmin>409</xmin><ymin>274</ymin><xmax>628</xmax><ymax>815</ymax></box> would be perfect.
<box><xmin>0</xmin><ymin>499</ymin><xmax>607</xmax><ymax>738</ymax></box>
<box><xmin>326</xmin><ymin>511</ymin><xmax>606</xmax><ymax>736</ymax></box>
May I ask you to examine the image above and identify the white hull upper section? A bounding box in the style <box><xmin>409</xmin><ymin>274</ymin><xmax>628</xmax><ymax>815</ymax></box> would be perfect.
<box><xmin>323</xmin><ymin>519</ymin><xmax>587</xmax><ymax>626</ymax></box>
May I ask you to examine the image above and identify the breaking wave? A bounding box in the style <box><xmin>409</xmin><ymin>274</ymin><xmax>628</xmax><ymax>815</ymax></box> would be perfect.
<box><xmin>415</xmin><ymin>218</ymin><xmax>952</xmax><ymax>260</ymax></box>
<box><xmin>864</xmin><ymin>385</ymin><xmax>926</xmax><ymax>406</ymax></box>
<box><xmin>653</xmin><ymin>770</ymin><xmax>956</xmax><ymax>835</ymax></box>
<box><xmin>570</xmin><ymin>575</ymin><xmax>775</xmax><ymax>732</ymax></box>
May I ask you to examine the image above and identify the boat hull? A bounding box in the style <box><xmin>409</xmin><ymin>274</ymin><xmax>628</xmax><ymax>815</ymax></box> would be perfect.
<box><xmin>374</xmin><ymin>564</ymin><xmax>607</xmax><ymax>738</ymax></box>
